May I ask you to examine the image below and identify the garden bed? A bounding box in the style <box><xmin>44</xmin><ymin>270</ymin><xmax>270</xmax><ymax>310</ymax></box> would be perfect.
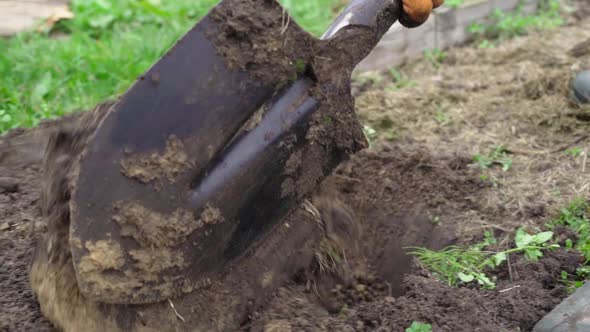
<box><xmin>1</xmin><ymin>1</ymin><xmax>590</xmax><ymax>331</ymax></box>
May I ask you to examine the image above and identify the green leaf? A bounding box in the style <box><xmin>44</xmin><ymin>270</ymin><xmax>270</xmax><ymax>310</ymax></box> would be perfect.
<box><xmin>406</xmin><ymin>321</ymin><xmax>432</xmax><ymax>332</ymax></box>
<box><xmin>515</xmin><ymin>228</ymin><xmax>534</xmax><ymax>248</ymax></box>
<box><xmin>89</xmin><ymin>14</ymin><xmax>116</xmax><ymax>28</ymax></box>
<box><xmin>475</xmin><ymin>273</ymin><xmax>495</xmax><ymax>288</ymax></box>
<box><xmin>561</xmin><ymin>270</ymin><xmax>568</xmax><ymax>280</ymax></box>
<box><xmin>566</xmin><ymin>239</ymin><xmax>573</xmax><ymax>248</ymax></box>
<box><xmin>458</xmin><ymin>272</ymin><xmax>475</xmax><ymax>283</ymax></box>
<box><xmin>1</xmin><ymin>113</ymin><xmax>11</xmax><ymax>123</ymax></box>
<box><xmin>532</xmin><ymin>231</ymin><xmax>554</xmax><ymax>244</ymax></box>
<box><xmin>524</xmin><ymin>248</ymin><xmax>543</xmax><ymax>261</ymax></box>
<box><xmin>493</xmin><ymin>252</ymin><xmax>507</xmax><ymax>266</ymax></box>
<box><xmin>501</xmin><ymin>158</ymin><xmax>513</xmax><ymax>171</ymax></box>
<box><xmin>31</xmin><ymin>73</ymin><xmax>53</xmax><ymax>106</ymax></box>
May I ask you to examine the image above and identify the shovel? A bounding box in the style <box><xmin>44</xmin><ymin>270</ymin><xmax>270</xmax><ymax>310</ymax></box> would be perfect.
<box><xmin>68</xmin><ymin>0</ymin><xmax>403</xmax><ymax>305</ymax></box>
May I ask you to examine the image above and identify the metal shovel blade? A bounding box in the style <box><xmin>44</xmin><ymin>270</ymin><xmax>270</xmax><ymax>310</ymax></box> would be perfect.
<box><xmin>69</xmin><ymin>0</ymin><xmax>400</xmax><ymax>304</ymax></box>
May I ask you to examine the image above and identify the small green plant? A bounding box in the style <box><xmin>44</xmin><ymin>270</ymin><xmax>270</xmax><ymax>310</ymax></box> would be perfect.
<box><xmin>549</xmin><ymin>198</ymin><xmax>590</xmax><ymax>291</ymax></box>
<box><xmin>473</xmin><ymin>146</ymin><xmax>513</xmax><ymax>171</ymax></box>
<box><xmin>565</xmin><ymin>147</ymin><xmax>584</xmax><ymax>158</ymax></box>
<box><xmin>406</xmin><ymin>321</ymin><xmax>432</xmax><ymax>332</ymax></box>
<box><xmin>434</xmin><ymin>108</ymin><xmax>451</xmax><ymax>125</ymax></box>
<box><xmin>0</xmin><ymin>109</ymin><xmax>13</xmax><ymax>132</ymax></box>
<box><xmin>444</xmin><ymin>0</ymin><xmax>464</xmax><ymax>8</ymax></box>
<box><xmin>409</xmin><ymin>229</ymin><xmax>558</xmax><ymax>289</ymax></box>
<box><xmin>363</xmin><ymin>124</ymin><xmax>378</xmax><ymax>145</ymax></box>
<box><xmin>387</xmin><ymin>68</ymin><xmax>416</xmax><ymax>89</ymax></box>
<box><xmin>477</xmin><ymin>39</ymin><xmax>496</xmax><ymax>49</ymax></box>
<box><xmin>561</xmin><ymin>269</ymin><xmax>588</xmax><ymax>293</ymax></box>
<box><xmin>469</xmin><ymin>0</ymin><xmax>564</xmax><ymax>42</ymax></box>
<box><xmin>424</xmin><ymin>48</ymin><xmax>447</xmax><ymax>68</ymax></box>
<box><xmin>356</xmin><ymin>72</ymin><xmax>383</xmax><ymax>86</ymax></box>
<box><xmin>548</xmin><ymin>198</ymin><xmax>590</xmax><ymax>262</ymax></box>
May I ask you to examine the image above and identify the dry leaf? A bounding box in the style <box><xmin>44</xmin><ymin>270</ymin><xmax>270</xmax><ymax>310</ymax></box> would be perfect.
<box><xmin>37</xmin><ymin>5</ymin><xmax>74</xmax><ymax>32</ymax></box>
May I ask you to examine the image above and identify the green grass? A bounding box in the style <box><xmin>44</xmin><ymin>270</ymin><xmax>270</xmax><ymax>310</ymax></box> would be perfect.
<box><xmin>406</xmin><ymin>321</ymin><xmax>432</xmax><ymax>332</ymax></box>
<box><xmin>0</xmin><ymin>0</ymin><xmax>343</xmax><ymax>133</ymax></box>
<box><xmin>410</xmin><ymin>198</ymin><xmax>590</xmax><ymax>292</ymax></box>
<box><xmin>468</xmin><ymin>0</ymin><xmax>565</xmax><ymax>43</ymax></box>
<box><xmin>473</xmin><ymin>146</ymin><xmax>513</xmax><ymax>172</ymax></box>
<box><xmin>409</xmin><ymin>229</ymin><xmax>558</xmax><ymax>289</ymax></box>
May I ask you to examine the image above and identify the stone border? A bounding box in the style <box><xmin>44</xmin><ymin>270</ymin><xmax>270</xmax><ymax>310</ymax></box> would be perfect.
<box><xmin>357</xmin><ymin>0</ymin><xmax>539</xmax><ymax>71</ymax></box>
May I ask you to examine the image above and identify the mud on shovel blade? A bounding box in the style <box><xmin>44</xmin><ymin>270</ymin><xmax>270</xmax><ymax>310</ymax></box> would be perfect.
<box><xmin>70</xmin><ymin>0</ymin><xmax>401</xmax><ymax>304</ymax></box>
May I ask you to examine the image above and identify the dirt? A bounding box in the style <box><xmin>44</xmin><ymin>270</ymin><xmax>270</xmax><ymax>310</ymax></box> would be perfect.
<box><xmin>2</xmin><ymin>1</ymin><xmax>590</xmax><ymax>332</ymax></box>
<box><xmin>120</xmin><ymin>135</ymin><xmax>193</xmax><ymax>184</ymax></box>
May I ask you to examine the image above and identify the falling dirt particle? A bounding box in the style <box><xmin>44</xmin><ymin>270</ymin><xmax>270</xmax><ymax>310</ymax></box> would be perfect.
<box><xmin>199</xmin><ymin>205</ymin><xmax>224</xmax><ymax>225</ymax></box>
<box><xmin>120</xmin><ymin>135</ymin><xmax>193</xmax><ymax>183</ymax></box>
<box><xmin>261</xmin><ymin>271</ymin><xmax>274</xmax><ymax>288</ymax></box>
<box><xmin>113</xmin><ymin>202</ymin><xmax>202</xmax><ymax>248</ymax></box>
<box><xmin>78</xmin><ymin>240</ymin><xmax>125</xmax><ymax>274</ymax></box>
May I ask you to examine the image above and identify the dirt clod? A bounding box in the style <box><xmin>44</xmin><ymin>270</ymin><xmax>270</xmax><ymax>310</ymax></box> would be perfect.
<box><xmin>121</xmin><ymin>135</ymin><xmax>193</xmax><ymax>184</ymax></box>
<box><xmin>0</xmin><ymin>177</ymin><xmax>18</xmax><ymax>193</ymax></box>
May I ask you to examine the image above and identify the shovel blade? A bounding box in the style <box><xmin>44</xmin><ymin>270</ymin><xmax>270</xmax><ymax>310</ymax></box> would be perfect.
<box><xmin>69</xmin><ymin>0</ymin><xmax>317</xmax><ymax>304</ymax></box>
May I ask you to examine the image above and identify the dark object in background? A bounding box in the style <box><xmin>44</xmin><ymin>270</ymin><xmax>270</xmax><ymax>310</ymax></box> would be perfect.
<box><xmin>571</xmin><ymin>70</ymin><xmax>590</xmax><ymax>106</ymax></box>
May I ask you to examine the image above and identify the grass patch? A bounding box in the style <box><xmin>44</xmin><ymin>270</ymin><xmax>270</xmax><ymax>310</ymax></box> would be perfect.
<box><xmin>468</xmin><ymin>0</ymin><xmax>565</xmax><ymax>44</ymax></box>
<box><xmin>0</xmin><ymin>0</ymin><xmax>343</xmax><ymax>133</ymax></box>
<box><xmin>473</xmin><ymin>146</ymin><xmax>513</xmax><ymax>172</ymax></box>
<box><xmin>409</xmin><ymin>230</ymin><xmax>558</xmax><ymax>289</ymax></box>
<box><xmin>547</xmin><ymin>198</ymin><xmax>590</xmax><ymax>292</ymax></box>
<box><xmin>411</xmin><ymin>198</ymin><xmax>590</xmax><ymax>292</ymax></box>
<box><xmin>548</xmin><ymin>198</ymin><xmax>590</xmax><ymax>262</ymax></box>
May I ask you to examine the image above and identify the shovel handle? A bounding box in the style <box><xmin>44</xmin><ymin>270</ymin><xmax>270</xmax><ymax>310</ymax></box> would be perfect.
<box><xmin>322</xmin><ymin>0</ymin><xmax>401</xmax><ymax>40</ymax></box>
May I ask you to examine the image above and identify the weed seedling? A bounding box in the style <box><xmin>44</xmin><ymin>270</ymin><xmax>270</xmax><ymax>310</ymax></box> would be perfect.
<box><xmin>434</xmin><ymin>108</ymin><xmax>451</xmax><ymax>125</ymax></box>
<box><xmin>548</xmin><ymin>198</ymin><xmax>590</xmax><ymax>291</ymax></box>
<box><xmin>473</xmin><ymin>146</ymin><xmax>513</xmax><ymax>171</ymax></box>
<box><xmin>548</xmin><ymin>198</ymin><xmax>590</xmax><ymax>261</ymax></box>
<box><xmin>565</xmin><ymin>147</ymin><xmax>584</xmax><ymax>158</ymax></box>
<box><xmin>424</xmin><ymin>48</ymin><xmax>447</xmax><ymax>68</ymax></box>
<box><xmin>469</xmin><ymin>0</ymin><xmax>564</xmax><ymax>42</ymax></box>
<box><xmin>561</xmin><ymin>269</ymin><xmax>587</xmax><ymax>293</ymax></box>
<box><xmin>409</xmin><ymin>229</ymin><xmax>557</xmax><ymax>289</ymax></box>
<box><xmin>406</xmin><ymin>321</ymin><xmax>432</xmax><ymax>332</ymax></box>
<box><xmin>387</xmin><ymin>68</ymin><xmax>416</xmax><ymax>89</ymax></box>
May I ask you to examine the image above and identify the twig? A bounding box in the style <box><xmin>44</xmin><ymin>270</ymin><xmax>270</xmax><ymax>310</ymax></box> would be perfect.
<box><xmin>280</xmin><ymin>9</ymin><xmax>291</xmax><ymax>35</ymax></box>
<box><xmin>168</xmin><ymin>299</ymin><xmax>185</xmax><ymax>323</ymax></box>
<box><xmin>333</xmin><ymin>174</ymin><xmax>362</xmax><ymax>183</ymax></box>
<box><xmin>303</xmin><ymin>200</ymin><xmax>321</xmax><ymax>220</ymax></box>
<box><xmin>313</xmin><ymin>55</ymin><xmax>333</xmax><ymax>61</ymax></box>
<box><xmin>499</xmin><ymin>285</ymin><xmax>521</xmax><ymax>293</ymax></box>
<box><xmin>507</xmin><ymin>253</ymin><xmax>514</xmax><ymax>282</ymax></box>
<box><xmin>508</xmin><ymin>135</ymin><xmax>589</xmax><ymax>156</ymax></box>
<box><xmin>549</xmin><ymin>135</ymin><xmax>589</xmax><ymax>154</ymax></box>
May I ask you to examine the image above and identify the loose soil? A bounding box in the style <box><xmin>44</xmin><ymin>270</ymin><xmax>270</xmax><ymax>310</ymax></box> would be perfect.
<box><xmin>2</xmin><ymin>2</ymin><xmax>590</xmax><ymax>331</ymax></box>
